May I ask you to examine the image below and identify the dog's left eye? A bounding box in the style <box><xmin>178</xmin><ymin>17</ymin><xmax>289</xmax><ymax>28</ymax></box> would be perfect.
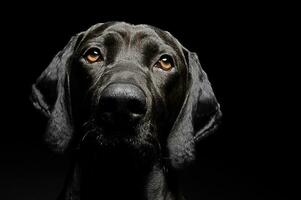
<box><xmin>84</xmin><ymin>48</ymin><xmax>102</xmax><ymax>63</ymax></box>
<box><xmin>154</xmin><ymin>55</ymin><xmax>174</xmax><ymax>71</ymax></box>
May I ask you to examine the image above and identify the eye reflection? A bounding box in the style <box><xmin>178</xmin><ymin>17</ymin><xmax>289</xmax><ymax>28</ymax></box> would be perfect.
<box><xmin>155</xmin><ymin>55</ymin><xmax>174</xmax><ymax>71</ymax></box>
<box><xmin>84</xmin><ymin>48</ymin><xmax>102</xmax><ymax>63</ymax></box>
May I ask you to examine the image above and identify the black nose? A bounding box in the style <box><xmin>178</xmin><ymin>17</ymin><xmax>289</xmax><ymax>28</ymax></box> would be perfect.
<box><xmin>97</xmin><ymin>83</ymin><xmax>147</xmax><ymax>129</ymax></box>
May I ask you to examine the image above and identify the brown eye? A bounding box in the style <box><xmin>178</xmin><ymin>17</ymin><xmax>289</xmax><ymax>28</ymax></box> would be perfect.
<box><xmin>84</xmin><ymin>48</ymin><xmax>102</xmax><ymax>63</ymax></box>
<box><xmin>155</xmin><ymin>55</ymin><xmax>174</xmax><ymax>71</ymax></box>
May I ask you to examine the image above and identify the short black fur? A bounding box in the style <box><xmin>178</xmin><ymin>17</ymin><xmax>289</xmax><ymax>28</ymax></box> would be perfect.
<box><xmin>31</xmin><ymin>22</ymin><xmax>221</xmax><ymax>200</ymax></box>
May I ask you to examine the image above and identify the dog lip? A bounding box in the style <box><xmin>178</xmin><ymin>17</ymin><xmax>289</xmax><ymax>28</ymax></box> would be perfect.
<box><xmin>99</xmin><ymin>115</ymin><xmax>138</xmax><ymax>136</ymax></box>
<box><xmin>98</xmin><ymin>111</ymin><xmax>143</xmax><ymax>126</ymax></box>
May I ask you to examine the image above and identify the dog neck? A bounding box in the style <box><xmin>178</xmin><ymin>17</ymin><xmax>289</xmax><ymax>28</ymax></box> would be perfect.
<box><xmin>58</xmin><ymin>155</ymin><xmax>183</xmax><ymax>200</ymax></box>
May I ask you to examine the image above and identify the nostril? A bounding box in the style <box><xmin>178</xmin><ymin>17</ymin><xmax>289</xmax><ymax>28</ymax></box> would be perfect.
<box><xmin>98</xmin><ymin>97</ymin><xmax>117</xmax><ymax>113</ymax></box>
<box><xmin>127</xmin><ymin>97</ymin><xmax>146</xmax><ymax>115</ymax></box>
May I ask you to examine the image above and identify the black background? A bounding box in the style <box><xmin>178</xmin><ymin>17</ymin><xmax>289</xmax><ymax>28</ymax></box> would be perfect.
<box><xmin>0</xmin><ymin>2</ymin><xmax>294</xmax><ymax>200</ymax></box>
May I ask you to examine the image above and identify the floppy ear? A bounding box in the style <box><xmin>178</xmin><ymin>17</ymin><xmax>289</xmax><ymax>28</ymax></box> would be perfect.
<box><xmin>31</xmin><ymin>33</ymin><xmax>83</xmax><ymax>153</ymax></box>
<box><xmin>167</xmin><ymin>50</ymin><xmax>222</xmax><ymax>169</ymax></box>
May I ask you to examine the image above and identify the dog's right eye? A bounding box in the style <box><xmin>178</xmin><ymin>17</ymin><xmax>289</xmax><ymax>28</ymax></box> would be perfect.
<box><xmin>84</xmin><ymin>48</ymin><xmax>102</xmax><ymax>63</ymax></box>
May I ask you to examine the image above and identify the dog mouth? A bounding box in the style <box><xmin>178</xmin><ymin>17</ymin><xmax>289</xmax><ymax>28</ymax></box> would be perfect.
<box><xmin>96</xmin><ymin>113</ymin><xmax>141</xmax><ymax>135</ymax></box>
<box><xmin>79</xmin><ymin>119</ymin><xmax>160</xmax><ymax>163</ymax></box>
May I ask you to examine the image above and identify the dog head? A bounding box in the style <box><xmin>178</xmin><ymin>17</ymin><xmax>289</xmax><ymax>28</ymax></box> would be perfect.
<box><xmin>31</xmin><ymin>22</ymin><xmax>221</xmax><ymax>169</ymax></box>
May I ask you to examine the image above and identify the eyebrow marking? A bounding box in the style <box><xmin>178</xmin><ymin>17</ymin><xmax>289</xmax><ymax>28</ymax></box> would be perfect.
<box><xmin>131</xmin><ymin>32</ymin><xmax>150</xmax><ymax>44</ymax></box>
<box><xmin>105</xmin><ymin>26</ymin><xmax>130</xmax><ymax>44</ymax></box>
<box><xmin>142</xmin><ymin>39</ymin><xmax>160</xmax><ymax>55</ymax></box>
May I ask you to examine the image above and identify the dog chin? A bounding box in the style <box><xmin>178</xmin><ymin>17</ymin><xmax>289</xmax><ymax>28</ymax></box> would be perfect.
<box><xmin>80</xmin><ymin>124</ymin><xmax>160</xmax><ymax>166</ymax></box>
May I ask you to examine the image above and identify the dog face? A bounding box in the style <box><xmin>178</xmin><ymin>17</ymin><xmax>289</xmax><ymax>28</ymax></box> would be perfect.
<box><xmin>31</xmin><ymin>22</ymin><xmax>221</xmax><ymax>169</ymax></box>
<box><xmin>70</xmin><ymin>23</ymin><xmax>187</xmax><ymax>163</ymax></box>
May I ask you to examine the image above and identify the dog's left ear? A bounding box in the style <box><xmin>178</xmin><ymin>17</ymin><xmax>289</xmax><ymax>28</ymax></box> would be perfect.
<box><xmin>167</xmin><ymin>50</ymin><xmax>222</xmax><ymax>169</ymax></box>
<box><xmin>31</xmin><ymin>33</ymin><xmax>83</xmax><ymax>153</ymax></box>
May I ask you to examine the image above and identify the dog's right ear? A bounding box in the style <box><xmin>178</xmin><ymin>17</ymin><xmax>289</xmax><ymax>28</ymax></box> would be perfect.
<box><xmin>31</xmin><ymin>33</ymin><xmax>84</xmax><ymax>153</ymax></box>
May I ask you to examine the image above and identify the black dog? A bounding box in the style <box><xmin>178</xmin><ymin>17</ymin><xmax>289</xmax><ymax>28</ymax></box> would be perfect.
<box><xmin>31</xmin><ymin>22</ymin><xmax>221</xmax><ymax>200</ymax></box>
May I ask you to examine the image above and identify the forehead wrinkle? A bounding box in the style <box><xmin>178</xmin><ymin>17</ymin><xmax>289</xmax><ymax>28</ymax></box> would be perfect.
<box><xmin>132</xmin><ymin>27</ymin><xmax>182</xmax><ymax>55</ymax></box>
<box><xmin>131</xmin><ymin>27</ymin><xmax>161</xmax><ymax>44</ymax></box>
<box><xmin>130</xmin><ymin>30</ymin><xmax>163</xmax><ymax>55</ymax></box>
<box><xmin>82</xmin><ymin>31</ymin><xmax>128</xmax><ymax>48</ymax></box>
<box><xmin>105</xmin><ymin>25</ymin><xmax>131</xmax><ymax>45</ymax></box>
<box><xmin>102</xmin><ymin>31</ymin><xmax>125</xmax><ymax>44</ymax></box>
<box><xmin>105</xmin><ymin>30</ymin><xmax>129</xmax><ymax>40</ymax></box>
<box><xmin>82</xmin><ymin>24</ymin><xmax>131</xmax><ymax>47</ymax></box>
